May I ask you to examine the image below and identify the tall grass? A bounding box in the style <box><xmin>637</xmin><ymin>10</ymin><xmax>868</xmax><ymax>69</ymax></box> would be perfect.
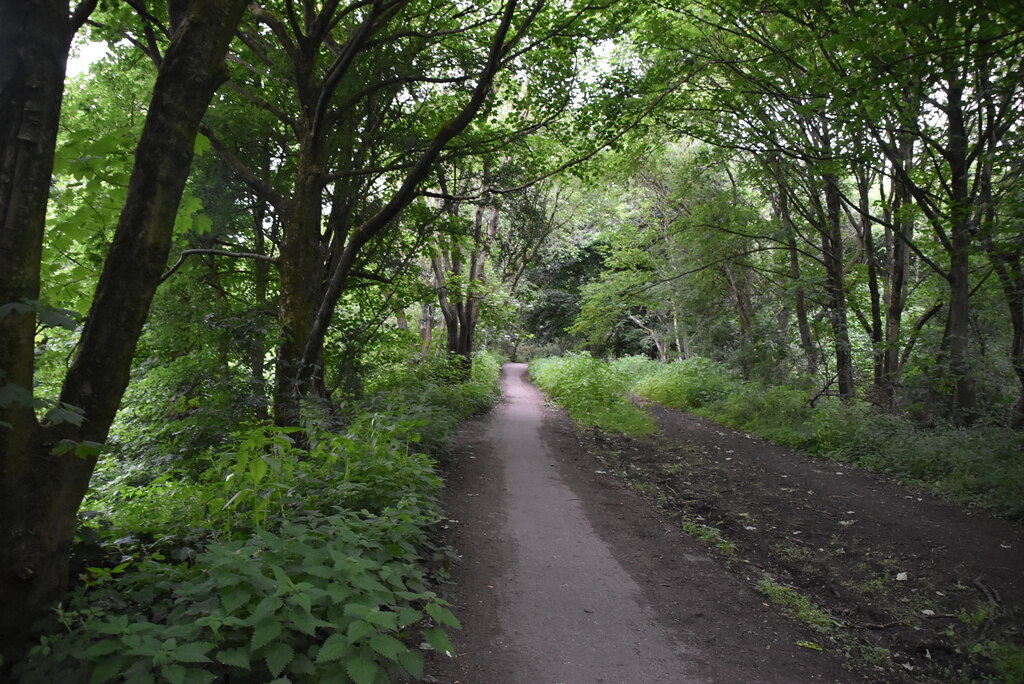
<box><xmin>529</xmin><ymin>353</ymin><xmax>655</xmax><ymax>434</ymax></box>
<box><xmin>533</xmin><ymin>353</ymin><xmax>1024</xmax><ymax>518</ymax></box>
<box><xmin>631</xmin><ymin>356</ymin><xmax>1024</xmax><ymax>519</ymax></box>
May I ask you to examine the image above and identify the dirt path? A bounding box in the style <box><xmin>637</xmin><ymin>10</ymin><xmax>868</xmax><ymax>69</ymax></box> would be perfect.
<box><xmin>427</xmin><ymin>364</ymin><xmax>850</xmax><ymax>683</ymax></box>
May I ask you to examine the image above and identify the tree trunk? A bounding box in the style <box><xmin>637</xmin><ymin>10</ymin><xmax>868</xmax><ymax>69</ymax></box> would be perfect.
<box><xmin>0</xmin><ymin>0</ymin><xmax>246</xmax><ymax>658</ymax></box>
<box><xmin>881</xmin><ymin>144</ymin><xmax>913</xmax><ymax>407</ymax></box>
<box><xmin>0</xmin><ymin>3</ymin><xmax>83</xmax><ymax>662</ymax></box>
<box><xmin>250</xmin><ymin>200</ymin><xmax>270</xmax><ymax>422</ymax></box>
<box><xmin>856</xmin><ymin>171</ymin><xmax>885</xmax><ymax>400</ymax></box>
<box><xmin>779</xmin><ymin>191</ymin><xmax>817</xmax><ymax>375</ymax></box>
<box><xmin>941</xmin><ymin>72</ymin><xmax>976</xmax><ymax>424</ymax></box>
<box><xmin>821</xmin><ymin>175</ymin><xmax>856</xmax><ymax>398</ymax></box>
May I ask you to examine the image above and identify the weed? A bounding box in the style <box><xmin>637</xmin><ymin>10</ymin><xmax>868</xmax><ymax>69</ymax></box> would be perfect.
<box><xmin>755</xmin><ymin>575</ymin><xmax>835</xmax><ymax>632</ymax></box>
<box><xmin>680</xmin><ymin>520</ymin><xmax>736</xmax><ymax>557</ymax></box>
<box><xmin>530</xmin><ymin>354</ymin><xmax>656</xmax><ymax>434</ymax></box>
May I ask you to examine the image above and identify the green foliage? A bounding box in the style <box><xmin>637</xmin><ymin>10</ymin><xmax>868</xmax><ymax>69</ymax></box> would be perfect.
<box><xmin>810</xmin><ymin>401</ymin><xmax>1024</xmax><ymax>518</ymax></box>
<box><xmin>633</xmin><ymin>357</ymin><xmax>738</xmax><ymax>410</ymax></box>
<box><xmin>18</xmin><ymin>354</ymin><xmax>504</xmax><ymax>681</ymax></box>
<box><xmin>755</xmin><ymin>575</ymin><xmax>834</xmax><ymax>633</ymax></box>
<box><xmin>530</xmin><ymin>353</ymin><xmax>655</xmax><ymax>434</ymax></box>
<box><xmin>630</xmin><ymin>358</ymin><xmax>1024</xmax><ymax>518</ymax></box>
<box><xmin>973</xmin><ymin>641</ymin><xmax>1024</xmax><ymax>683</ymax></box>
<box><xmin>19</xmin><ymin>511</ymin><xmax>451</xmax><ymax>683</ymax></box>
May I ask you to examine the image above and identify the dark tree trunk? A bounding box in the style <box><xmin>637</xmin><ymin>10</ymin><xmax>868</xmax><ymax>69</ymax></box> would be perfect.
<box><xmin>856</xmin><ymin>172</ymin><xmax>885</xmax><ymax>400</ymax></box>
<box><xmin>250</xmin><ymin>199</ymin><xmax>270</xmax><ymax>422</ymax></box>
<box><xmin>821</xmin><ymin>175</ymin><xmax>856</xmax><ymax>398</ymax></box>
<box><xmin>780</xmin><ymin>195</ymin><xmax>818</xmax><ymax>376</ymax></box>
<box><xmin>941</xmin><ymin>72</ymin><xmax>976</xmax><ymax>424</ymax></box>
<box><xmin>0</xmin><ymin>1</ymin><xmax>86</xmax><ymax>662</ymax></box>
<box><xmin>0</xmin><ymin>0</ymin><xmax>246</xmax><ymax>658</ymax></box>
<box><xmin>273</xmin><ymin>156</ymin><xmax>325</xmax><ymax>427</ymax></box>
<box><xmin>882</xmin><ymin>145</ymin><xmax>914</xmax><ymax>407</ymax></box>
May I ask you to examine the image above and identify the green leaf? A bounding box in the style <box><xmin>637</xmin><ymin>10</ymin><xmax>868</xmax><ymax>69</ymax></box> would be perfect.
<box><xmin>221</xmin><ymin>587</ymin><xmax>253</xmax><ymax>614</ymax></box>
<box><xmin>423</xmin><ymin>627</ymin><xmax>455</xmax><ymax>656</ymax></box>
<box><xmin>425</xmin><ymin>603</ymin><xmax>462</xmax><ymax>629</ymax></box>
<box><xmin>89</xmin><ymin>655</ymin><xmax>126</xmax><ymax>684</ymax></box>
<box><xmin>263</xmin><ymin>642</ymin><xmax>294</xmax><ymax>678</ymax></box>
<box><xmin>396</xmin><ymin>606</ymin><xmax>422</xmax><ymax>628</ymax></box>
<box><xmin>250</xmin><ymin>594</ymin><xmax>283</xmax><ymax>621</ymax></box>
<box><xmin>216</xmin><ymin>647</ymin><xmax>251</xmax><ymax>670</ymax></box>
<box><xmin>172</xmin><ymin>641</ymin><xmax>212</xmax><ymax>663</ymax></box>
<box><xmin>161</xmin><ymin>664</ymin><xmax>187</xmax><ymax>684</ymax></box>
<box><xmin>398</xmin><ymin>649</ymin><xmax>424</xmax><ymax>679</ymax></box>
<box><xmin>347</xmin><ymin>619</ymin><xmax>374</xmax><ymax>645</ymax></box>
<box><xmin>193</xmin><ymin>133</ymin><xmax>211</xmax><ymax>156</ymax></box>
<box><xmin>84</xmin><ymin>639</ymin><xmax>121</xmax><ymax>658</ymax></box>
<box><xmin>326</xmin><ymin>583</ymin><xmax>351</xmax><ymax>604</ymax></box>
<box><xmin>369</xmin><ymin>634</ymin><xmax>408</xmax><ymax>661</ymax></box>
<box><xmin>37</xmin><ymin>307</ymin><xmax>80</xmax><ymax>330</ymax></box>
<box><xmin>346</xmin><ymin>657</ymin><xmax>379</xmax><ymax>684</ymax></box>
<box><xmin>364</xmin><ymin>609</ymin><xmax>397</xmax><ymax>631</ymax></box>
<box><xmin>251</xmin><ymin>617</ymin><xmax>283</xmax><ymax>651</ymax></box>
<box><xmin>286</xmin><ymin>604</ymin><xmax>318</xmax><ymax>636</ymax></box>
<box><xmin>315</xmin><ymin>632</ymin><xmax>350</xmax><ymax>663</ymax></box>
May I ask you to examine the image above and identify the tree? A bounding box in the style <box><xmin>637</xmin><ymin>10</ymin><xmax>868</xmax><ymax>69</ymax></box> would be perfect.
<box><xmin>0</xmin><ymin>0</ymin><xmax>247</xmax><ymax>656</ymax></box>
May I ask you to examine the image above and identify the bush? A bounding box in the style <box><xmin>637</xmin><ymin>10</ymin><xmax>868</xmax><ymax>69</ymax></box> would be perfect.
<box><xmin>628</xmin><ymin>358</ymin><xmax>1024</xmax><ymax>519</ymax></box>
<box><xmin>18</xmin><ymin>352</ymin><xmax>504</xmax><ymax>682</ymax></box>
<box><xmin>19</xmin><ymin>510</ymin><xmax>457</xmax><ymax>684</ymax></box>
<box><xmin>713</xmin><ymin>383</ymin><xmax>815</xmax><ymax>447</ymax></box>
<box><xmin>633</xmin><ymin>357</ymin><xmax>737</xmax><ymax>409</ymax></box>
<box><xmin>530</xmin><ymin>353</ymin><xmax>655</xmax><ymax>434</ymax></box>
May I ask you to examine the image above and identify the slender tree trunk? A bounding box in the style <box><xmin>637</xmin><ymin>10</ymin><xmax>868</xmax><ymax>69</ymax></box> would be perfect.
<box><xmin>779</xmin><ymin>192</ymin><xmax>817</xmax><ymax>375</ymax></box>
<box><xmin>821</xmin><ymin>175</ymin><xmax>856</xmax><ymax>398</ymax></box>
<box><xmin>273</xmin><ymin>156</ymin><xmax>324</xmax><ymax>427</ymax></box>
<box><xmin>0</xmin><ymin>0</ymin><xmax>245</xmax><ymax>658</ymax></box>
<box><xmin>723</xmin><ymin>263</ymin><xmax>753</xmax><ymax>380</ymax></box>
<box><xmin>856</xmin><ymin>172</ymin><xmax>885</xmax><ymax>400</ymax></box>
<box><xmin>882</xmin><ymin>147</ymin><xmax>913</xmax><ymax>407</ymax></box>
<box><xmin>250</xmin><ymin>201</ymin><xmax>270</xmax><ymax>422</ymax></box>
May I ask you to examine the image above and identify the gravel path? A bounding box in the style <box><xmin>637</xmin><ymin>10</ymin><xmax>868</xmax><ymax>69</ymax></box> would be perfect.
<box><xmin>427</xmin><ymin>363</ymin><xmax>849</xmax><ymax>683</ymax></box>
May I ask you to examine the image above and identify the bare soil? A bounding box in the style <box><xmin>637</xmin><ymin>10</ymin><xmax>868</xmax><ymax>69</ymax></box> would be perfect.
<box><xmin>426</xmin><ymin>364</ymin><xmax>1023</xmax><ymax>683</ymax></box>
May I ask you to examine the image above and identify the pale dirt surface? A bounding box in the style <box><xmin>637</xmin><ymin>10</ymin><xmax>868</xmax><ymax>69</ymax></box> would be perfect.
<box><xmin>426</xmin><ymin>364</ymin><xmax>852</xmax><ymax>683</ymax></box>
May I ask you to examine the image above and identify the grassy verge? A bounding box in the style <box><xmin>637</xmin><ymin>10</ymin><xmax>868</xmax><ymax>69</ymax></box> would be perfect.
<box><xmin>14</xmin><ymin>353</ymin><xmax>501</xmax><ymax>683</ymax></box>
<box><xmin>629</xmin><ymin>356</ymin><xmax>1024</xmax><ymax>520</ymax></box>
<box><xmin>529</xmin><ymin>353</ymin><xmax>655</xmax><ymax>434</ymax></box>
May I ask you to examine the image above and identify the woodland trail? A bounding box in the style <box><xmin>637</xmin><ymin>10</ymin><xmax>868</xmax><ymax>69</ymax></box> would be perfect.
<box><xmin>426</xmin><ymin>363</ymin><xmax>849</xmax><ymax>683</ymax></box>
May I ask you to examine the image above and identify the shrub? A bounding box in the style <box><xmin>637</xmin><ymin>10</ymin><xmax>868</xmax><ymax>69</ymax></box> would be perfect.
<box><xmin>713</xmin><ymin>383</ymin><xmax>815</xmax><ymax>447</ymax></box>
<box><xmin>530</xmin><ymin>353</ymin><xmax>655</xmax><ymax>434</ymax></box>
<box><xmin>20</xmin><ymin>352</ymin><xmax>504</xmax><ymax>681</ymax></box>
<box><xmin>632</xmin><ymin>357</ymin><xmax>737</xmax><ymax>409</ymax></box>
<box><xmin>19</xmin><ymin>511</ymin><xmax>457</xmax><ymax>684</ymax></box>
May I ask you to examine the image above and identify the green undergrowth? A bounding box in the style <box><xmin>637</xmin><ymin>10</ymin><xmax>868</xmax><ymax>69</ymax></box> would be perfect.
<box><xmin>15</xmin><ymin>352</ymin><xmax>501</xmax><ymax>684</ymax></box>
<box><xmin>641</xmin><ymin>357</ymin><xmax>1024</xmax><ymax>519</ymax></box>
<box><xmin>755</xmin><ymin>575</ymin><xmax>836</xmax><ymax>633</ymax></box>
<box><xmin>541</xmin><ymin>354</ymin><xmax>1024</xmax><ymax>518</ymax></box>
<box><xmin>529</xmin><ymin>353</ymin><xmax>655</xmax><ymax>434</ymax></box>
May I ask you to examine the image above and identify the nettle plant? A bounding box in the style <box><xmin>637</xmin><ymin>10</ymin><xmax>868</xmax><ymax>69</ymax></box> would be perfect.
<box><xmin>19</xmin><ymin>511</ymin><xmax>459</xmax><ymax>684</ymax></box>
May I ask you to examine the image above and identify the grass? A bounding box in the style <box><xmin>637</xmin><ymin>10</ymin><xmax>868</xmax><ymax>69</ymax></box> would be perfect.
<box><xmin>614</xmin><ymin>355</ymin><xmax>1024</xmax><ymax>520</ymax></box>
<box><xmin>755</xmin><ymin>575</ymin><xmax>835</xmax><ymax>633</ymax></box>
<box><xmin>529</xmin><ymin>354</ymin><xmax>655</xmax><ymax>434</ymax></box>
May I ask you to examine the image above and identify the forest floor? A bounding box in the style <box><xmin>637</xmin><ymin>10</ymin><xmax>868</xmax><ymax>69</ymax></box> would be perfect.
<box><xmin>425</xmin><ymin>363</ymin><xmax>1024</xmax><ymax>684</ymax></box>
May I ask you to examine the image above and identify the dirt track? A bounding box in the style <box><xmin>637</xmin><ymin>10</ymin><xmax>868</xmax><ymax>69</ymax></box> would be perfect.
<box><xmin>427</xmin><ymin>364</ymin><xmax>854</xmax><ymax>683</ymax></box>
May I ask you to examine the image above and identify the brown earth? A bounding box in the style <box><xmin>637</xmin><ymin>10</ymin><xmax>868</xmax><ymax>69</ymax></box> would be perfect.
<box><xmin>426</xmin><ymin>364</ymin><xmax>1024</xmax><ymax>683</ymax></box>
